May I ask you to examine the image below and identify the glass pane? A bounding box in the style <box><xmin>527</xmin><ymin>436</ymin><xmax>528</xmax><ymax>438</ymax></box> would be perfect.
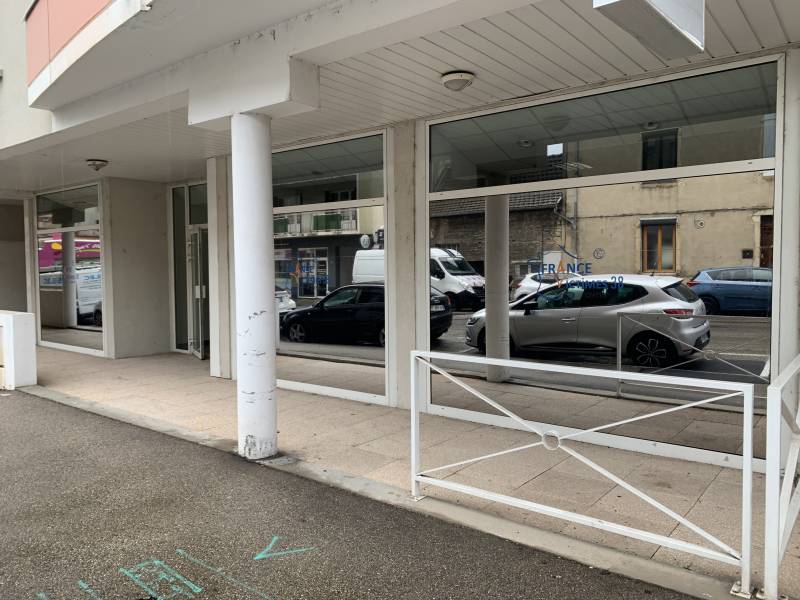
<box><xmin>660</xmin><ymin>225</ymin><xmax>674</xmax><ymax>270</ymax></box>
<box><xmin>188</xmin><ymin>184</ymin><xmax>207</xmax><ymax>225</ymax></box>
<box><xmin>37</xmin><ymin>185</ymin><xmax>100</xmax><ymax>230</ymax></box>
<box><xmin>427</xmin><ymin>171</ymin><xmax>773</xmax><ymax>459</ymax></box>
<box><xmin>430</xmin><ymin>63</ymin><xmax>777</xmax><ymax>192</ymax></box>
<box><xmin>277</xmin><ymin>205</ymin><xmax>386</xmax><ymax>397</ymax></box>
<box><xmin>645</xmin><ymin>226</ymin><xmax>658</xmax><ymax>271</ymax></box>
<box><xmin>172</xmin><ymin>187</ymin><xmax>188</xmax><ymax>350</ymax></box>
<box><xmin>39</xmin><ymin>229</ymin><xmax>103</xmax><ymax>350</ymax></box>
<box><xmin>273</xmin><ymin>135</ymin><xmax>384</xmax><ymax>207</ymax></box>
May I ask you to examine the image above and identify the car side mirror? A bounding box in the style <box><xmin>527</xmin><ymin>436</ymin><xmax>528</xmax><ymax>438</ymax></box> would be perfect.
<box><xmin>522</xmin><ymin>302</ymin><xmax>537</xmax><ymax>316</ymax></box>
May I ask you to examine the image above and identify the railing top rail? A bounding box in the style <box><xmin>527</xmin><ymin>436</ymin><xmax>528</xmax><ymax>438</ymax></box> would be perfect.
<box><xmin>412</xmin><ymin>350</ymin><xmax>755</xmax><ymax>394</ymax></box>
<box><xmin>769</xmin><ymin>353</ymin><xmax>800</xmax><ymax>392</ymax></box>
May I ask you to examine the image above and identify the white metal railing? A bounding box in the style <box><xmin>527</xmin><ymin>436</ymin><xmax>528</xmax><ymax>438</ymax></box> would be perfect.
<box><xmin>763</xmin><ymin>353</ymin><xmax>800</xmax><ymax>600</ymax></box>
<box><xmin>410</xmin><ymin>350</ymin><xmax>756</xmax><ymax>597</ymax></box>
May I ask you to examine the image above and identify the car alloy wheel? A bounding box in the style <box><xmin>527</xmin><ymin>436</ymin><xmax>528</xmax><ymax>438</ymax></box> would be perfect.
<box><xmin>288</xmin><ymin>322</ymin><xmax>307</xmax><ymax>343</ymax></box>
<box><xmin>633</xmin><ymin>336</ymin><xmax>671</xmax><ymax>368</ymax></box>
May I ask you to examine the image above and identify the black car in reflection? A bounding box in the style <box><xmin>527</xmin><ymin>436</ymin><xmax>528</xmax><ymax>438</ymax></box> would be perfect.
<box><xmin>282</xmin><ymin>283</ymin><xmax>452</xmax><ymax>346</ymax></box>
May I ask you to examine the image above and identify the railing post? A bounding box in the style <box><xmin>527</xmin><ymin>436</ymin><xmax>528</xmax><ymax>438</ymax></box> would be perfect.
<box><xmin>763</xmin><ymin>385</ymin><xmax>783</xmax><ymax>600</ymax></box>
<box><xmin>616</xmin><ymin>313</ymin><xmax>623</xmax><ymax>398</ymax></box>
<box><xmin>410</xmin><ymin>352</ymin><xmax>421</xmax><ymax>498</ymax></box>
<box><xmin>738</xmin><ymin>386</ymin><xmax>754</xmax><ymax>596</ymax></box>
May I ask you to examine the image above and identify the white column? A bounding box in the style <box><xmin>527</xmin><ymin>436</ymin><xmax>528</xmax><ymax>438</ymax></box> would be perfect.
<box><xmin>61</xmin><ymin>231</ymin><xmax>78</xmax><ymax>328</ymax></box>
<box><xmin>764</xmin><ymin>48</ymin><xmax>800</xmax><ymax>600</ymax></box>
<box><xmin>231</xmin><ymin>113</ymin><xmax>277</xmax><ymax>459</ymax></box>
<box><xmin>485</xmin><ymin>196</ymin><xmax>510</xmax><ymax>383</ymax></box>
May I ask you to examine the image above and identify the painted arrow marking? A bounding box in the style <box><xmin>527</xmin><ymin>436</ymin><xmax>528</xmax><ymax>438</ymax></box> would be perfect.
<box><xmin>253</xmin><ymin>536</ymin><xmax>314</xmax><ymax>561</ymax></box>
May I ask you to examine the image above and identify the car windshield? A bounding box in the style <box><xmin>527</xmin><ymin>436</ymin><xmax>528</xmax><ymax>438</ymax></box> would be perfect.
<box><xmin>439</xmin><ymin>257</ymin><xmax>477</xmax><ymax>276</ymax></box>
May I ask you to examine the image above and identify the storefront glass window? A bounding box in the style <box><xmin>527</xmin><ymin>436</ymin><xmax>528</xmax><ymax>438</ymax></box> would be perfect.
<box><xmin>273</xmin><ymin>135</ymin><xmax>384</xmax><ymax>207</ymax></box>
<box><xmin>36</xmin><ymin>185</ymin><xmax>100</xmax><ymax>230</ymax></box>
<box><xmin>275</xmin><ymin>205</ymin><xmax>386</xmax><ymax>397</ymax></box>
<box><xmin>430</xmin><ymin>63</ymin><xmax>777</xmax><ymax>192</ymax></box>
<box><xmin>427</xmin><ymin>171</ymin><xmax>773</xmax><ymax>459</ymax></box>
<box><xmin>37</xmin><ymin>228</ymin><xmax>104</xmax><ymax>351</ymax></box>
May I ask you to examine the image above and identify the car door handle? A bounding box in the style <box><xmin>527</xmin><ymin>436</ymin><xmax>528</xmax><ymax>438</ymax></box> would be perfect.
<box><xmin>561</xmin><ymin>317</ymin><xmax>576</xmax><ymax>322</ymax></box>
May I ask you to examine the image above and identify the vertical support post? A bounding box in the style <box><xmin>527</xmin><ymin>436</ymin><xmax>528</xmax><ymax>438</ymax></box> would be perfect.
<box><xmin>739</xmin><ymin>386</ymin><xmax>754</xmax><ymax>596</ymax></box>
<box><xmin>410</xmin><ymin>353</ymin><xmax>421</xmax><ymax>498</ymax></box>
<box><xmin>231</xmin><ymin>113</ymin><xmax>277</xmax><ymax>460</ymax></box>
<box><xmin>774</xmin><ymin>50</ymin><xmax>800</xmax><ymax>464</ymax></box>
<box><xmin>616</xmin><ymin>313</ymin><xmax>623</xmax><ymax>398</ymax></box>
<box><xmin>208</xmin><ymin>156</ymin><xmax>232</xmax><ymax>379</ymax></box>
<box><xmin>485</xmin><ymin>195</ymin><xmax>510</xmax><ymax>383</ymax></box>
<box><xmin>61</xmin><ymin>231</ymin><xmax>77</xmax><ymax>328</ymax></box>
<box><xmin>386</xmin><ymin>122</ymin><xmax>418</xmax><ymax>409</ymax></box>
<box><xmin>764</xmin><ymin>386</ymin><xmax>783</xmax><ymax>600</ymax></box>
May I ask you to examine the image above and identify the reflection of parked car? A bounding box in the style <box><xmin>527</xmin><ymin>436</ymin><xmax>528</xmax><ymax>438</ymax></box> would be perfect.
<box><xmin>465</xmin><ymin>275</ymin><xmax>709</xmax><ymax>368</ymax></box>
<box><xmin>93</xmin><ymin>301</ymin><xmax>102</xmax><ymax>327</ymax></box>
<box><xmin>282</xmin><ymin>283</ymin><xmax>452</xmax><ymax>346</ymax></box>
<box><xmin>275</xmin><ymin>285</ymin><xmax>296</xmax><ymax>319</ymax></box>
<box><xmin>686</xmin><ymin>267</ymin><xmax>772</xmax><ymax>315</ymax></box>
<box><xmin>512</xmin><ymin>272</ymin><xmax>582</xmax><ymax>301</ymax></box>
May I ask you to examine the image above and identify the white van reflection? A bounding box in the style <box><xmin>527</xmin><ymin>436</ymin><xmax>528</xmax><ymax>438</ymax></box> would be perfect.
<box><xmin>352</xmin><ymin>247</ymin><xmax>485</xmax><ymax>310</ymax></box>
<box><xmin>39</xmin><ymin>266</ymin><xmax>103</xmax><ymax>326</ymax></box>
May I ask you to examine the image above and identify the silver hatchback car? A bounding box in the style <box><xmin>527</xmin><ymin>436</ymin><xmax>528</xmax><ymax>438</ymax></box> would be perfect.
<box><xmin>465</xmin><ymin>274</ymin><xmax>710</xmax><ymax>368</ymax></box>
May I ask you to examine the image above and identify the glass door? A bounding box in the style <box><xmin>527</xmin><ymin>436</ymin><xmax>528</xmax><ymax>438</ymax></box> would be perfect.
<box><xmin>188</xmin><ymin>226</ymin><xmax>209</xmax><ymax>359</ymax></box>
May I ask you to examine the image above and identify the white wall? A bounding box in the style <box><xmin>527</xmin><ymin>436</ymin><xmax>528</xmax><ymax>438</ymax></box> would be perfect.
<box><xmin>0</xmin><ymin>3</ymin><xmax>52</xmax><ymax>149</ymax></box>
<box><xmin>106</xmin><ymin>178</ymin><xmax>171</xmax><ymax>358</ymax></box>
<box><xmin>0</xmin><ymin>203</ymin><xmax>27</xmax><ymax>311</ymax></box>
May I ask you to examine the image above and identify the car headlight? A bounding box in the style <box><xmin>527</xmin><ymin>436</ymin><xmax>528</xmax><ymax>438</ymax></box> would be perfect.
<box><xmin>467</xmin><ymin>317</ymin><xmax>478</xmax><ymax>326</ymax></box>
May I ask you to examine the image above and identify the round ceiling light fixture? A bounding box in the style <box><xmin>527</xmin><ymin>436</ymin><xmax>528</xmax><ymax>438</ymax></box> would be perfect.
<box><xmin>441</xmin><ymin>71</ymin><xmax>475</xmax><ymax>92</ymax></box>
<box><xmin>86</xmin><ymin>158</ymin><xmax>110</xmax><ymax>171</ymax></box>
<box><xmin>643</xmin><ymin>120</ymin><xmax>660</xmax><ymax>131</ymax></box>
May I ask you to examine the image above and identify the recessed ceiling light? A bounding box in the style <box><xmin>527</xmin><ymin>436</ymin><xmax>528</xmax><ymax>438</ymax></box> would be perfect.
<box><xmin>441</xmin><ymin>71</ymin><xmax>475</xmax><ymax>92</ymax></box>
<box><xmin>517</xmin><ymin>139</ymin><xmax>533</xmax><ymax>148</ymax></box>
<box><xmin>643</xmin><ymin>120</ymin><xmax>660</xmax><ymax>131</ymax></box>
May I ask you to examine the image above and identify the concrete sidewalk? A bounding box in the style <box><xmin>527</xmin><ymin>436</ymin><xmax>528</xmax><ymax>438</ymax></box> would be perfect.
<box><xmin>28</xmin><ymin>347</ymin><xmax>799</xmax><ymax>597</ymax></box>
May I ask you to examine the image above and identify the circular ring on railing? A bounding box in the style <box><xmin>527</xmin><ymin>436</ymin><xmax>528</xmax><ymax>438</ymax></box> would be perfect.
<box><xmin>542</xmin><ymin>430</ymin><xmax>561</xmax><ymax>451</ymax></box>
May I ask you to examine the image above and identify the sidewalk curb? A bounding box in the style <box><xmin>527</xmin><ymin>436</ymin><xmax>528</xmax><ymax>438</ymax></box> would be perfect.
<box><xmin>22</xmin><ymin>384</ymin><xmax>734</xmax><ymax>600</ymax></box>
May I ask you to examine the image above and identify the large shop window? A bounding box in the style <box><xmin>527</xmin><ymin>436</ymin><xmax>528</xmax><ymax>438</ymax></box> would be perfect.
<box><xmin>430</xmin><ymin>63</ymin><xmax>777</xmax><ymax>192</ymax></box>
<box><xmin>426</xmin><ymin>171</ymin><xmax>774</xmax><ymax>460</ymax></box>
<box><xmin>273</xmin><ymin>134</ymin><xmax>386</xmax><ymax>400</ymax></box>
<box><xmin>36</xmin><ymin>185</ymin><xmax>104</xmax><ymax>352</ymax></box>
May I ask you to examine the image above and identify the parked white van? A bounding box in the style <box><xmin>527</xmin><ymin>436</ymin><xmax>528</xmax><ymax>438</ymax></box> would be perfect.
<box><xmin>352</xmin><ymin>248</ymin><xmax>485</xmax><ymax>309</ymax></box>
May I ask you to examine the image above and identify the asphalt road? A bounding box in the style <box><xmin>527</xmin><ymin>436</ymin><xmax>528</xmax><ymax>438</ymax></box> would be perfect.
<box><xmin>0</xmin><ymin>391</ymin><xmax>692</xmax><ymax>600</ymax></box>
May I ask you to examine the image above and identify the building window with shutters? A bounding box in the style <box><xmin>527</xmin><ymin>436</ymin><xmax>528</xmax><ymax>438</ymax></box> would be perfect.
<box><xmin>641</xmin><ymin>221</ymin><xmax>676</xmax><ymax>272</ymax></box>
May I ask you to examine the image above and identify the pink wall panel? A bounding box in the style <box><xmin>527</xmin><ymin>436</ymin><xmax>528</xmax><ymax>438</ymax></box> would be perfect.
<box><xmin>26</xmin><ymin>0</ymin><xmax>111</xmax><ymax>84</ymax></box>
<box><xmin>26</xmin><ymin>0</ymin><xmax>50</xmax><ymax>84</ymax></box>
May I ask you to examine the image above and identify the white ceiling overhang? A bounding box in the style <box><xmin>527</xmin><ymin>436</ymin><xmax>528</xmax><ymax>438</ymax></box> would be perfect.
<box><xmin>2</xmin><ymin>0</ymin><xmax>799</xmax><ymax>192</ymax></box>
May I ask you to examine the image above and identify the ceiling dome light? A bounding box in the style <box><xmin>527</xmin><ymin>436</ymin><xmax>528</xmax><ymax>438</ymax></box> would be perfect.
<box><xmin>441</xmin><ymin>71</ymin><xmax>475</xmax><ymax>92</ymax></box>
<box><xmin>86</xmin><ymin>158</ymin><xmax>109</xmax><ymax>171</ymax></box>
